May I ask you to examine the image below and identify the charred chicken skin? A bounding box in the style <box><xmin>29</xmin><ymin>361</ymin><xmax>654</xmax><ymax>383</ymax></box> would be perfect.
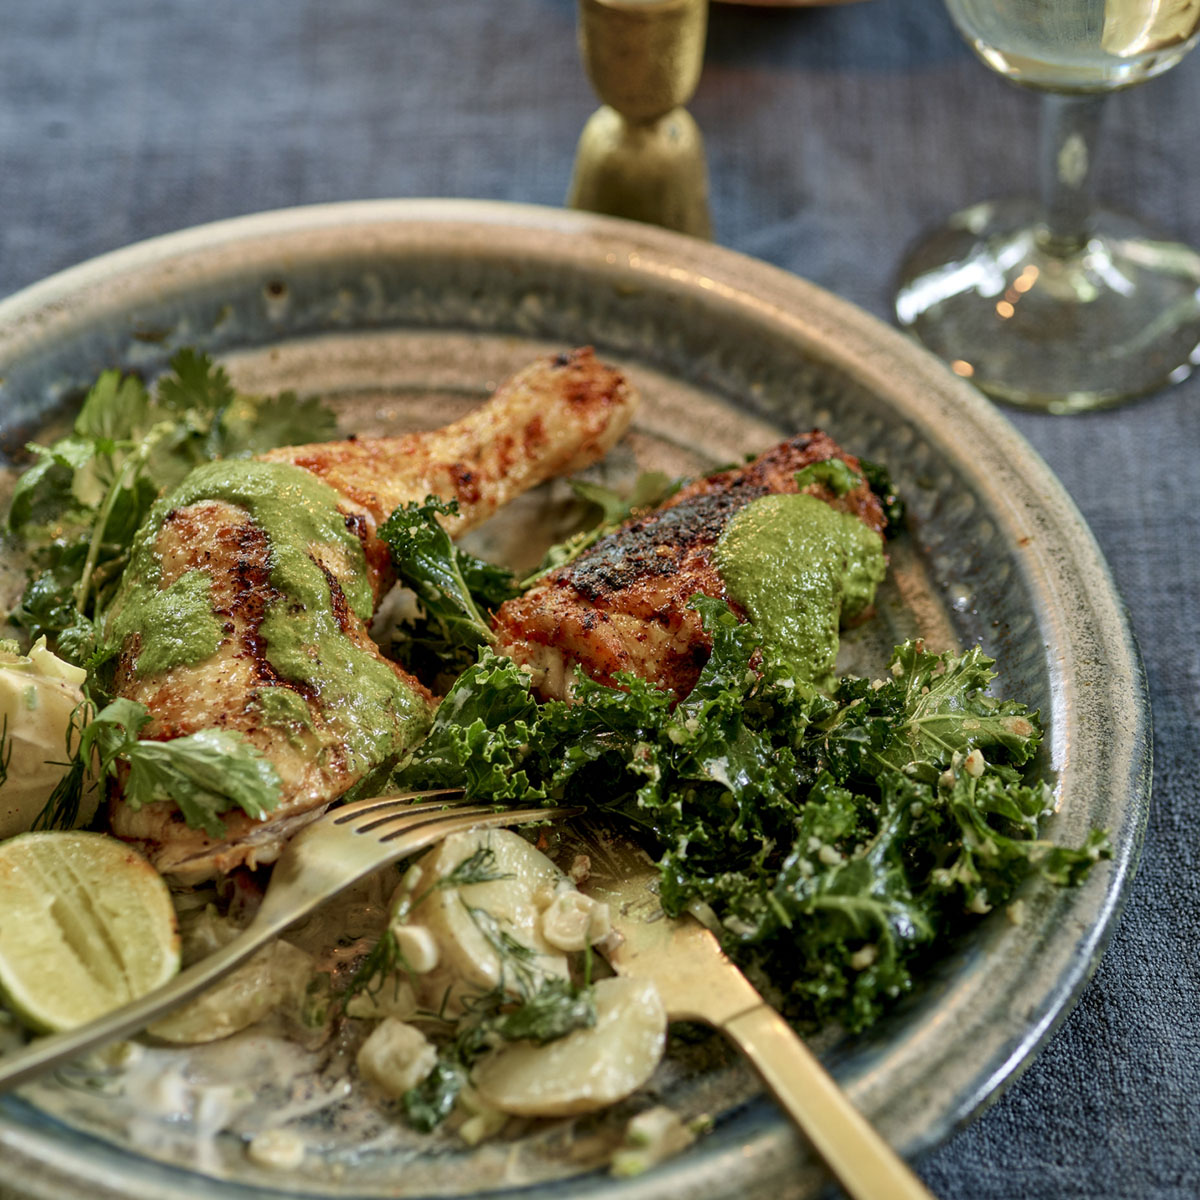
<box><xmin>490</xmin><ymin>431</ymin><xmax>885</xmax><ymax>701</ymax></box>
<box><xmin>107</xmin><ymin>349</ymin><xmax>637</xmax><ymax>881</ymax></box>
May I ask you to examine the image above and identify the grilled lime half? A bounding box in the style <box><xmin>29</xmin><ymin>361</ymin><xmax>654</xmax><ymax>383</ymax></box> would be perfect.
<box><xmin>0</xmin><ymin>831</ymin><xmax>180</xmax><ymax>1033</ymax></box>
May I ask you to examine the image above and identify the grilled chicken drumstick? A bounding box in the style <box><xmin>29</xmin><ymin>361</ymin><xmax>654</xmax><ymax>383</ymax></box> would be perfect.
<box><xmin>106</xmin><ymin>349</ymin><xmax>636</xmax><ymax>882</ymax></box>
<box><xmin>491</xmin><ymin>431</ymin><xmax>886</xmax><ymax>701</ymax></box>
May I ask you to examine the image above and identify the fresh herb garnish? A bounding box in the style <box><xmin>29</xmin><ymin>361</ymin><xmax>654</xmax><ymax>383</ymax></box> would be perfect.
<box><xmin>0</xmin><ymin>715</ymin><xmax>11</xmax><ymax>794</ymax></box>
<box><xmin>7</xmin><ymin>350</ymin><xmax>336</xmax><ymax>664</ymax></box>
<box><xmin>494</xmin><ymin>975</ymin><xmax>597</xmax><ymax>1045</ymax></box>
<box><xmin>402</xmin><ymin>1059</ymin><xmax>468</xmax><ymax>1132</ymax></box>
<box><xmin>29</xmin><ymin>697</ymin><xmax>95</xmax><ymax>832</ymax></box>
<box><xmin>397</xmin><ymin>971</ymin><xmax>597</xmax><ymax>1132</ymax></box>
<box><xmin>340</xmin><ymin>928</ymin><xmax>408</xmax><ymax>1013</ymax></box>
<box><xmin>435</xmin><ymin>845</ymin><xmax>514</xmax><ymax>891</ymax></box>
<box><xmin>32</xmin><ymin>697</ymin><xmax>281</xmax><ymax>836</ymax></box>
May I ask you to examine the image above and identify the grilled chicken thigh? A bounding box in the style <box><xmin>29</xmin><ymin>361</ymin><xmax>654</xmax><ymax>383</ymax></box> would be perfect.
<box><xmin>108</xmin><ymin>349</ymin><xmax>636</xmax><ymax>882</ymax></box>
<box><xmin>491</xmin><ymin>431</ymin><xmax>885</xmax><ymax>701</ymax></box>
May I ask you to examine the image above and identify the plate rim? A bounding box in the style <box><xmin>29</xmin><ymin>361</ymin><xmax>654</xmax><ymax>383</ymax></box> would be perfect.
<box><xmin>0</xmin><ymin>198</ymin><xmax>1152</xmax><ymax>1199</ymax></box>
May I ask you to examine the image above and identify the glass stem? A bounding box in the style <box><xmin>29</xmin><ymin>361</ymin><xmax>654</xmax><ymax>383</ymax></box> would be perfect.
<box><xmin>1036</xmin><ymin>92</ymin><xmax>1108</xmax><ymax>257</ymax></box>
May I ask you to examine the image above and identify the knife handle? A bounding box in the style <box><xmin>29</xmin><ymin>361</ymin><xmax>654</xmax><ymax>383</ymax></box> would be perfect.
<box><xmin>721</xmin><ymin>1003</ymin><xmax>935</xmax><ymax>1200</ymax></box>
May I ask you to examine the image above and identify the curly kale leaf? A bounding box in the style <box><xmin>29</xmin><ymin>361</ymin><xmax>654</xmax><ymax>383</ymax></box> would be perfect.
<box><xmin>859</xmin><ymin>459</ymin><xmax>905</xmax><ymax>534</ymax></box>
<box><xmin>392</xmin><ymin>649</ymin><xmax>541</xmax><ymax>800</ymax></box>
<box><xmin>935</xmin><ymin>771</ymin><xmax>1111</xmax><ymax>904</ymax></box>
<box><xmin>377</xmin><ymin>497</ymin><xmax>519</xmax><ymax>679</ymax></box>
<box><xmin>815</xmin><ymin>642</ymin><xmax>1043</xmax><ymax>787</ymax></box>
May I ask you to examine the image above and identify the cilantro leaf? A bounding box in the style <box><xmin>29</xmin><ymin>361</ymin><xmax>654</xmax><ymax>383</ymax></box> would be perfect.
<box><xmin>118</xmin><ymin>727</ymin><xmax>282</xmax><ymax>837</ymax></box>
<box><xmin>153</xmin><ymin>347</ymin><xmax>235</xmax><ymax>417</ymax></box>
<box><xmin>73</xmin><ymin>370</ymin><xmax>153</xmax><ymax>442</ymax></box>
<box><xmin>35</xmin><ymin>697</ymin><xmax>282</xmax><ymax>837</ymax></box>
<box><xmin>212</xmin><ymin>391</ymin><xmax>339</xmax><ymax>459</ymax></box>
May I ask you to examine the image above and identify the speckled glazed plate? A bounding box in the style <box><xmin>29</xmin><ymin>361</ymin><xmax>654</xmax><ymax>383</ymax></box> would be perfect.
<box><xmin>0</xmin><ymin>200</ymin><xmax>1149</xmax><ymax>1200</ymax></box>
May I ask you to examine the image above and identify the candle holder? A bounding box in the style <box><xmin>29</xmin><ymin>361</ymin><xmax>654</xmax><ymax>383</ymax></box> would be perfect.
<box><xmin>568</xmin><ymin>0</ymin><xmax>712</xmax><ymax>239</ymax></box>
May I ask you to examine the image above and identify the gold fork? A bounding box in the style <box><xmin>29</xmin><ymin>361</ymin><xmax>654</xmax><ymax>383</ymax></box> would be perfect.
<box><xmin>0</xmin><ymin>789</ymin><xmax>575</xmax><ymax>1093</ymax></box>
<box><xmin>577</xmin><ymin>822</ymin><xmax>936</xmax><ymax>1200</ymax></box>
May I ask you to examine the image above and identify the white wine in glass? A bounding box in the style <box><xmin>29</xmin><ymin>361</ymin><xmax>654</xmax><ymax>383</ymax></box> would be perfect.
<box><xmin>894</xmin><ymin>0</ymin><xmax>1200</xmax><ymax>411</ymax></box>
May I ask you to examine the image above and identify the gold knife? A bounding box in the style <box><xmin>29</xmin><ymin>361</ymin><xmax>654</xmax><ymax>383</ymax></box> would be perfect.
<box><xmin>576</xmin><ymin>823</ymin><xmax>935</xmax><ymax>1200</ymax></box>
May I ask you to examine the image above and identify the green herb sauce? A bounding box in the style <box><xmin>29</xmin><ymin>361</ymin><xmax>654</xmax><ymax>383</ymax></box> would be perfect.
<box><xmin>111</xmin><ymin>569</ymin><xmax>224</xmax><ymax>678</ymax></box>
<box><xmin>250</xmin><ymin>686</ymin><xmax>316</xmax><ymax>746</ymax></box>
<box><xmin>108</xmin><ymin>460</ymin><xmax>429</xmax><ymax>771</ymax></box>
<box><xmin>714</xmin><ymin>493</ymin><xmax>886</xmax><ymax>689</ymax></box>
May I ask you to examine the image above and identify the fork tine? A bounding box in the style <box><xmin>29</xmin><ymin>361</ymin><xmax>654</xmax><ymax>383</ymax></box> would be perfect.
<box><xmin>355</xmin><ymin>803</ymin><xmax>499</xmax><ymax>837</ymax></box>
<box><xmin>380</xmin><ymin>804</ymin><xmax>580</xmax><ymax>849</ymax></box>
<box><xmin>330</xmin><ymin>787</ymin><xmax>467</xmax><ymax>825</ymax></box>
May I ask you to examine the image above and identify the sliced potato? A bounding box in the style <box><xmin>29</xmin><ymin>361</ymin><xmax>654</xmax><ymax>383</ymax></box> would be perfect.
<box><xmin>148</xmin><ymin>939</ymin><xmax>313</xmax><ymax>1044</ymax></box>
<box><xmin>395</xmin><ymin>829</ymin><xmax>571</xmax><ymax>1011</ymax></box>
<box><xmin>471</xmin><ymin>976</ymin><xmax>667</xmax><ymax>1117</ymax></box>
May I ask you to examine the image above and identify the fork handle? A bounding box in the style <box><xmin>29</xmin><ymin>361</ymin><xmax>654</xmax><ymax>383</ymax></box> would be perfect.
<box><xmin>722</xmin><ymin>1003</ymin><xmax>935</xmax><ymax>1200</ymax></box>
<box><xmin>0</xmin><ymin>915</ymin><xmax>283</xmax><ymax>1094</ymax></box>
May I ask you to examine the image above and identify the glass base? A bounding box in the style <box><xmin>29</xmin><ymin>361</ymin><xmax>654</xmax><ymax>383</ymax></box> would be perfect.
<box><xmin>894</xmin><ymin>199</ymin><xmax>1200</xmax><ymax>413</ymax></box>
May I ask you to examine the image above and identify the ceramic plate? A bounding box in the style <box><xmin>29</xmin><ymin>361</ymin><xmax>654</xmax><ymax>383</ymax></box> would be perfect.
<box><xmin>0</xmin><ymin>200</ymin><xmax>1150</xmax><ymax>1200</ymax></box>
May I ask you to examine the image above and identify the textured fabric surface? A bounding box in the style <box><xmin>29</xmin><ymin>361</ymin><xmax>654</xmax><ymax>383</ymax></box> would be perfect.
<box><xmin>1</xmin><ymin>1</ymin><xmax>1197</xmax><ymax>1196</ymax></box>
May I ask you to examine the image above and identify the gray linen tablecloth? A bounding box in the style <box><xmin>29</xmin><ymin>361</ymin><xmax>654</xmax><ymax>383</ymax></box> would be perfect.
<box><xmin>0</xmin><ymin>1</ymin><xmax>1196</xmax><ymax>1197</ymax></box>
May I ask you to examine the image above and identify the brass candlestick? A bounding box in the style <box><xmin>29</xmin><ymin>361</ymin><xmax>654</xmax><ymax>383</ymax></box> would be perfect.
<box><xmin>568</xmin><ymin>0</ymin><xmax>712</xmax><ymax>239</ymax></box>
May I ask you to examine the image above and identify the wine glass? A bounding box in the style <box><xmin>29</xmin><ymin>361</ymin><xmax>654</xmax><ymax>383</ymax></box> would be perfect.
<box><xmin>894</xmin><ymin>0</ymin><xmax>1200</xmax><ymax>412</ymax></box>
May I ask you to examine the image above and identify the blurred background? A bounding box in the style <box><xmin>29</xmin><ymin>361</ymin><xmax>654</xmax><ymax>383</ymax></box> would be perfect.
<box><xmin>5</xmin><ymin>0</ymin><xmax>1194</xmax><ymax>320</ymax></box>
<box><xmin>1</xmin><ymin>2</ymin><xmax>1197</xmax><ymax>1197</ymax></box>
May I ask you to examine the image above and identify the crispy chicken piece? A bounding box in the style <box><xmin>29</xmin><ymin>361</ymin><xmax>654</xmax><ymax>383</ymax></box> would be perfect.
<box><xmin>491</xmin><ymin>431</ymin><xmax>885</xmax><ymax>701</ymax></box>
<box><xmin>108</xmin><ymin>349</ymin><xmax>636</xmax><ymax>882</ymax></box>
